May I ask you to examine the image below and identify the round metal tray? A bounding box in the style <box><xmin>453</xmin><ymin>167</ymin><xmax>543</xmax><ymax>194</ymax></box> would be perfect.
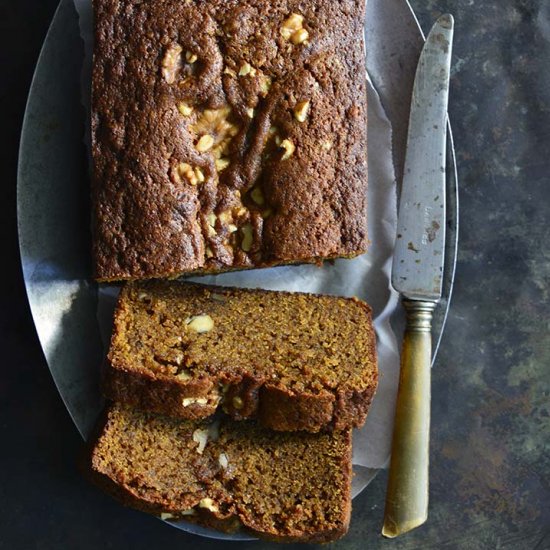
<box><xmin>17</xmin><ymin>0</ymin><xmax>457</xmax><ymax>541</ymax></box>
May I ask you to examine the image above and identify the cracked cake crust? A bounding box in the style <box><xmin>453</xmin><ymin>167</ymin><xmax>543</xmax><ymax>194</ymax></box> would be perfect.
<box><xmin>91</xmin><ymin>0</ymin><xmax>368</xmax><ymax>281</ymax></box>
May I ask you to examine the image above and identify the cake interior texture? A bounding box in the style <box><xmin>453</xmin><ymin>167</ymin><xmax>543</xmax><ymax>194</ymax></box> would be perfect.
<box><xmin>92</xmin><ymin>0</ymin><xmax>368</xmax><ymax>280</ymax></box>
<box><xmin>88</xmin><ymin>403</ymin><xmax>352</xmax><ymax>543</ymax></box>
<box><xmin>104</xmin><ymin>281</ymin><xmax>378</xmax><ymax>430</ymax></box>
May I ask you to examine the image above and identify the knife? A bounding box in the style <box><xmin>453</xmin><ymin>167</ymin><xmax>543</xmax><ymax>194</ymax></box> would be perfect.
<box><xmin>382</xmin><ymin>14</ymin><xmax>454</xmax><ymax>538</ymax></box>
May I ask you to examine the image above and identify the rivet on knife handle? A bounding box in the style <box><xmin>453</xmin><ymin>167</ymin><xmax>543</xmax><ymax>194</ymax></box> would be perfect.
<box><xmin>382</xmin><ymin>299</ymin><xmax>434</xmax><ymax>538</ymax></box>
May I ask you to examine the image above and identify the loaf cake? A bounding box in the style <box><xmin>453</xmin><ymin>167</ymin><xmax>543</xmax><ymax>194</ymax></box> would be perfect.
<box><xmin>91</xmin><ymin>0</ymin><xmax>368</xmax><ymax>281</ymax></box>
<box><xmin>103</xmin><ymin>281</ymin><xmax>378</xmax><ymax>432</ymax></box>
<box><xmin>87</xmin><ymin>403</ymin><xmax>352</xmax><ymax>543</ymax></box>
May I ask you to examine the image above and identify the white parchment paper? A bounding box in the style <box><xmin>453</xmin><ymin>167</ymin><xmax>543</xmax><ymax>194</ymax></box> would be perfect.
<box><xmin>73</xmin><ymin>0</ymin><xmax>402</xmax><ymax>479</ymax></box>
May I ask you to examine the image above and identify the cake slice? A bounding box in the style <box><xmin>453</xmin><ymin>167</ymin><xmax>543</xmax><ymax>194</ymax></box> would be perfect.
<box><xmin>87</xmin><ymin>403</ymin><xmax>352</xmax><ymax>543</ymax></box>
<box><xmin>103</xmin><ymin>281</ymin><xmax>378</xmax><ymax>432</ymax></box>
<box><xmin>92</xmin><ymin>0</ymin><xmax>368</xmax><ymax>281</ymax></box>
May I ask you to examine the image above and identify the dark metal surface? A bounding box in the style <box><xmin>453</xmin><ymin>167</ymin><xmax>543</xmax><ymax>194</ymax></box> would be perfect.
<box><xmin>2</xmin><ymin>0</ymin><xmax>550</xmax><ymax>549</ymax></box>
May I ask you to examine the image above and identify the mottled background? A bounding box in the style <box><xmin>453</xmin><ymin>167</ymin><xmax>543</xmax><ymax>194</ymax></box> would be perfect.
<box><xmin>2</xmin><ymin>0</ymin><xmax>549</xmax><ymax>548</ymax></box>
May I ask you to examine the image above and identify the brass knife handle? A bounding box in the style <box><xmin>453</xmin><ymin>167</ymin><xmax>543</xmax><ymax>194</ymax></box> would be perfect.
<box><xmin>382</xmin><ymin>299</ymin><xmax>435</xmax><ymax>538</ymax></box>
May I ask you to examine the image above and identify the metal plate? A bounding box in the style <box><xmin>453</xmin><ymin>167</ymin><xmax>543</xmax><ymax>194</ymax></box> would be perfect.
<box><xmin>17</xmin><ymin>0</ymin><xmax>458</xmax><ymax>541</ymax></box>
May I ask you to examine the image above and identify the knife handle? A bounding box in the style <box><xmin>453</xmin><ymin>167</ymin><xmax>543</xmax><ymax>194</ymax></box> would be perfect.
<box><xmin>382</xmin><ymin>299</ymin><xmax>435</xmax><ymax>538</ymax></box>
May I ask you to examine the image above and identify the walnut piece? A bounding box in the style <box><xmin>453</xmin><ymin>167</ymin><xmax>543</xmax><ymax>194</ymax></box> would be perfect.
<box><xmin>280</xmin><ymin>139</ymin><xmax>296</xmax><ymax>160</ymax></box>
<box><xmin>185</xmin><ymin>314</ymin><xmax>214</xmax><ymax>333</ymax></box>
<box><xmin>176</xmin><ymin>163</ymin><xmax>205</xmax><ymax>186</ymax></box>
<box><xmin>177</xmin><ymin>102</ymin><xmax>193</xmax><ymax>117</ymax></box>
<box><xmin>215</xmin><ymin>158</ymin><xmax>230</xmax><ymax>171</ymax></box>
<box><xmin>185</xmin><ymin>51</ymin><xmax>198</xmax><ymax>64</ymax></box>
<box><xmin>294</xmin><ymin>100</ymin><xmax>310</xmax><ymax>122</ymax></box>
<box><xmin>162</xmin><ymin>43</ymin><xmax>183</xmax><ymax>84</ymax></box>
<box><xmin>281</xmin><ymin>13</ymin><xmax>304</xmax><ymax>39</ymax></box>
<box><xmin>259</xmin><ymin>75</ymin><xmax>272</xmax><ymax>97</ymax></box>
<box><xmin>218</xmin><ymin>453</ymin><xmax>229</xmax><ymax>469</ymax></box>
<box><xmin>233</xmin><ymin>205</ymin><xmax>248</xmax><ymax>219</ymax></box>
<box><xmin>191</xmin><ymin>106</ymin><xmax>240</xmax><ymax>163</ymax></box>
<box><xmin>206</xmin><ymin>213</ymin><xmax>217</xmax><ymax>238</ymax></box>
<box><xmin>196</xmin><ymin>134</ymin><xmax>215</xmax><ymax>153</ymax></box>
<box><xmin>182</xmin><ymin>397</ymin><xmax>208</xmax><ymax>407</ymax></box>
<box><xmin>192</xmin><ymin>428</ymin><xmax>209</xmax><ymax>454</ymax></box>
<box><xmin>199</xmin><ymin>498</ymin><xmax>219</xmax><ymax>512</ymax></box>
<box><xmin>238</xmin><ymin>62</ymin><xmax>257</xmax><ymax>77</ymax></box>
<box><xmin>281</xmin><ymin>13</ymin><xmax>309</xmax><ymax>45</ymax></box>
<box><xmin>240</xmin><ymin>224</ymin><xmax>253</xmax><ymax>252</ymax></box>
<box><xmin>218</xmin><ymin>211</ymin><xmax>233</xmax><ymax>224</ymax></box>
<box><xmin>291</xmin><ymin>28</ymin><xmax>309</xmax><ymax>45</ymax></box>
<box><xmin>206</xmin><ymin>212</ymin><xmax>217</xmax><ymax>227</ymax></box>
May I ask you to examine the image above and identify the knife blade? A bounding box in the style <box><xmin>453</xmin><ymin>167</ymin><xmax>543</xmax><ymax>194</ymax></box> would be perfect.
<box><xmin>382</xmin><ymin>14</ymin><xmax>454</xmax><ymax>538</ymax></box>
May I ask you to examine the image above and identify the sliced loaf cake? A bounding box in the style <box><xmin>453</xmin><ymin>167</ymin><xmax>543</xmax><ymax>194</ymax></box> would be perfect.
<box><xmin>87</xmin><ymin>403</ymin><xmax>352</xmax><ymax>543</ymax></box>
<box><xmin>103</xmin><ymin>281</ymin><xmax>378</xmax><ymax>432</ymax></box>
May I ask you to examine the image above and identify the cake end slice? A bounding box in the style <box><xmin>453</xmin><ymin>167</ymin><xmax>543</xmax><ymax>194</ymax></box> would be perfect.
<box><xmin>86</xmin><ymin>403</ymin><xmax>353</xmax><ymax>543</ymax></box>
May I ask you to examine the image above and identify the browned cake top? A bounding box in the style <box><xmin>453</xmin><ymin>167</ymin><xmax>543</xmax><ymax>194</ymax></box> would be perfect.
<box><xmin>92</xmin><ymin>0</ymin><xmax>368</xmax><ymax>280</ymax></box>
<box><xmin>109</xmin><ymin>281</ymin><xmax>377</xmax><ymax>395</ymax></box>
<box><xmin>90</xmin><ymin>403</ymin><xmax>352</xmax><ymax>541</ymax></box>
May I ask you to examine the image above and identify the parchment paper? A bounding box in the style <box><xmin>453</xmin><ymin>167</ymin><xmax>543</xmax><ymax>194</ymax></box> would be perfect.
<box><xmin>73</xmin><ymin>0</ymin><xmax>402</xmax><ymax>481</ymax></box>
